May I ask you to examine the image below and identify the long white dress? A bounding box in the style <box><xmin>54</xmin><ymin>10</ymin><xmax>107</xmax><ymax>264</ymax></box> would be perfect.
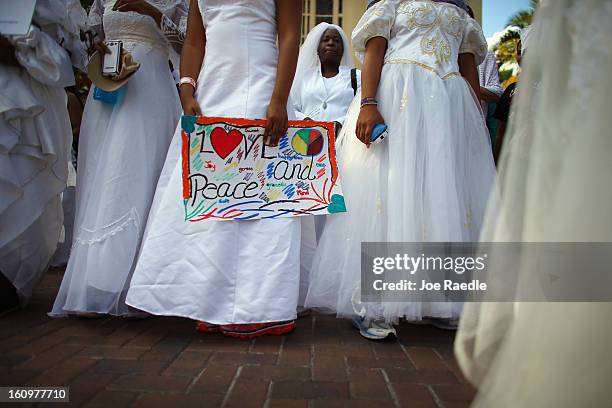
<box><xmin>0</xmin><ymin>0</ymin><xmax>86</xmax><ymax>303</ymax></box>
<box><xmin>455</xmin><ymin>1</ymin><xmax>612</xmax><ymax>406</ymax></box>
<box><xmin>305</xmin><ymin>0</ymin><xmax>496</xmax><ymax>322</ymax></box>
<box><xmin>50</xmin><ymin>0</ymin><xmax>187</xmax><ymax>316</ymax></box>
<box><xmin>126</xmin><ymin>0</ymin><xmax>301</xmax><ymax>325</ymax></box>
<box><xmin>290</xmin><ymin>22</ymin><xmax>361</xmax><ymax>306</ymax></box>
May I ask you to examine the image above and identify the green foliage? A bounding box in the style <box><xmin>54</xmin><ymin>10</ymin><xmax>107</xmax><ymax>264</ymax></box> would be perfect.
<box><xmin>499</xmin><ymin>29</ymin><xmax>520</xmax><ymax>44</ymax></box>
<box><xmin>498</xmin><ymin>68</ymin><xmax>514</xmax><ymax>83</ymax></box>
<box><xmin>495</xmin><ymin>0</ymin><xmax>539</xmax><ymax>70</ymax></box>
<box><xmin>506</xmin><ymin>0</ymin><xmax>539</xmax><ymax>28</ymax></box>
<box><xmin>497</xmin><ymin>37</ymin><xmax>520</xmax><ymax>65</ymax></box>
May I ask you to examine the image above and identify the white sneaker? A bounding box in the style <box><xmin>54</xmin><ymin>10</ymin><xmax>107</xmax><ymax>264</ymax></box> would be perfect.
<box><xmin>352</xmin><ymin>315</ymin><xmax>397</xmax><ymax>340</ymax></box>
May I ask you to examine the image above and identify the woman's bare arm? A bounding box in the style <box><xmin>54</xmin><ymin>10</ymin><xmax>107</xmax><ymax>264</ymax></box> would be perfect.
<box><xmin>179</xmin><ymin>0</ymin><xmax>206</xmax><ymax>115</ymax></box>
<box><xmin>264</xmin><ymin>0</ymin><xmax>301</xmax><ymax>146</ymax></box>
<box><xmin>459</xmin><ymin>53</ymin><xmax>481</xmax><ymax>100</ymax></box>
<box><xmin>356</xmin><ymin>37</ymin><xmax>387</xmax><ymax>146</ymax></box>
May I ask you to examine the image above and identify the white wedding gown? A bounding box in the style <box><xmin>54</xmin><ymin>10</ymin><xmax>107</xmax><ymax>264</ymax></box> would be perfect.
<box><xmin>50</xmin><ymin>0</ymin><xmax>187</xmax><ymax>316</ymax></box>
<box><xmin>0</xmin><ymin>0</ymin><xmax>86</xmax><ymax>303</ymax></box>
<box><xmin>305</xmin><ymin>0</ymin><xmax>496</xmax><ymax>322</ymax></box>
<box><xmin>455</xmin><ymin>0</ymin><xmax>612</xmax><ymax>406</ymax></box>
<box><xmin>126</xmin><ymin>0</ymin><xmax>301</xmax><ymax>325</ymax></box>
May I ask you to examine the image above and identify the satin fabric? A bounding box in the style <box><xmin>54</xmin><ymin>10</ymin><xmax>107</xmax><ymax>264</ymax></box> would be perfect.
<box><xmin>126</xmin><ymin>0</ymin><xmax>301</xmax><ymax>325</ymax></box>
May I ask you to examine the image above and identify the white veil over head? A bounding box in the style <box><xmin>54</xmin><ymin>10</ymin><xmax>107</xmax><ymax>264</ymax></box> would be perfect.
<box><xmin>293</xmin><ymin>22</ymin><xmax>354</xmax><ymax>90</ymax></box>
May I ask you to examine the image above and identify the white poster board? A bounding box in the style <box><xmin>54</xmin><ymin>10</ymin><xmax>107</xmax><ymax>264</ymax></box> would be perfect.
<box><xmin>0</xmin><ymin>0</ymin><xmax>36</xmax><ymax>36</ymax></box>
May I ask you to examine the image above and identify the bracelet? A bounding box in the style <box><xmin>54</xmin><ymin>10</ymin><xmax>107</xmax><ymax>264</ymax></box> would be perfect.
<box><xmin>360</xmin><ymin>101</ymin><xmax>378</xmax><ymax>108</ymax></box>
<box><xmin>179</xmin><ymin>76</ymin><xmax>197</xmax><ymax>90</ymax></box>
<box><xmin>360</xmin><ymin>97</ymin><xmax>378</xmax><ymax>108</ymax></box>
<box><xmin>361</xmin><ymin>96</ymin><xmax>378</xmax><ymax>105</ymax></box>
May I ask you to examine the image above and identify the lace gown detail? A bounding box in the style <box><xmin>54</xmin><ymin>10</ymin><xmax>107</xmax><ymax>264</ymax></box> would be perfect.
<box><xmin>87</xmin><ymin>0</ymin><xmax>187</xmax><ymax>53</ymax></box>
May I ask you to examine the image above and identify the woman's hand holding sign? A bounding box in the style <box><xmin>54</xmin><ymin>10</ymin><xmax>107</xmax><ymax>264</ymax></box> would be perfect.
<box><xmin>264</xmin><ymin>98</ymin><xmax>288</xmax><ymax>147</ymax></box>
<box><xmin>180</xmin><ymin>86</ymin><xmax>202</xmax><ymax>116</ymax></box>
<box><xmin>263</xmin><ymin>0</ymin><xmax>301</xmax><ymax>147</ymax></box>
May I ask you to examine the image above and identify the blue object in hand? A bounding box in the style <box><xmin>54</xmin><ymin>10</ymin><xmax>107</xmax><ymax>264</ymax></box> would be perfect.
<box><xmin>93</xmin><ymin>85</ymin><xmax>126</xmax><ymax>105</ymax></box>
<box><xmin>370</xmin><ymin>123</ymin><xmax>388</xmax><ymax>144</ymax></box>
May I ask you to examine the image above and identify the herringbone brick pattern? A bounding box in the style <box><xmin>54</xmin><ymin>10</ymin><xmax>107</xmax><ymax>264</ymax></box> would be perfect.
<box><xmin>0</xmin><ymin>268</ymin><xmax>476</xmax><ymax>407</ymax></box>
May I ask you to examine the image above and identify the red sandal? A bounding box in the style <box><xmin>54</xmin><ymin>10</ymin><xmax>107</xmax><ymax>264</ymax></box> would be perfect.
<box><xmin>195</xmin><ymin>321</ymin><xmax>221</xmax><ymax>333</ymax></box>
<box><xmin>220</xmin><ymin>320</ymin><xmax>296</xmax><ymax>339</ymax></box>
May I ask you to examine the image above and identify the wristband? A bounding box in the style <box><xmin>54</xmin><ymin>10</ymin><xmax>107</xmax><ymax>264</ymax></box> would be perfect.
<box><xmin>360</xmin><ymin>97</ymin><xmax>378</xmax><ymax>108</ymax></box>
<box><xmin>179</xmin><ymin>76</ymin><xmax>197</xmax><ymax>90</ymax></box>
<box><xmin>361</xmin><ymin>96</ymin><xmax>378</xmax><ymax>104</ymax></box>
<box><xmin>360</xmin><ymin>101</ymin><xmax>378</xmax><ymax>108</ymax></box>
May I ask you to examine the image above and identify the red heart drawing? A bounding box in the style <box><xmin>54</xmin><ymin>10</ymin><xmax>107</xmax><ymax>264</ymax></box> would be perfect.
<box><xmin>210</xmin><ymin>127</ymin><xmax>243</xmax><ymax>159</ymax></box>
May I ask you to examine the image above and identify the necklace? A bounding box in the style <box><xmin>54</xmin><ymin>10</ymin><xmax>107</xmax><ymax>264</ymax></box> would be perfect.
<box><xmin>321</xmin><ymin>68</ymin><xmax>339</xmax><ymax>111</ymax></box>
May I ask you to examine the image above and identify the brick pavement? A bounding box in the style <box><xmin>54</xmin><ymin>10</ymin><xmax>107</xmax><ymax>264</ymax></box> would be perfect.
<box><xmin>0</xmin><ymin>268</ymin><xmax>476</xmax><ymax>407</ymax></box>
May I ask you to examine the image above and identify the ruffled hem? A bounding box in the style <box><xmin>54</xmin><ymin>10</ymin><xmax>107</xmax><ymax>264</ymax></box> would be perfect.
<box><xmin>0</xmin><ymin>197</ymin><xmax>63</xmax><ymax>303</ymax></box>
<box><xmin>11</xmin><ymin>26</ymin><xmax>75</xmax><ymax>88</ymax></box>
<box><xmin>0</xmin><ymin>72</ymin><xmax>71</xmax><ymax>248</ymax></box>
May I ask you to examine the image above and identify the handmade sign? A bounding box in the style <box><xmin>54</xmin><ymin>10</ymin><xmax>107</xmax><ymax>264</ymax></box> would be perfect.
<box><xmin>181</xmin><ymin>116</ymin><xmax>346</xmax><ymax>221</ymax></box>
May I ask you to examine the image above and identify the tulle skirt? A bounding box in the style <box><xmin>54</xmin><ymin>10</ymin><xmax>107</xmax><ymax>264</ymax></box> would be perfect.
<box><xmin>305</xmin><ymin>64</ymin><xmax>496</xmax><ymax>322</ymax></box>
<box><xmin>456</xmin><ymin>1</ymin><xmax>612</xmax><ymax>406</ymax></box>
<box><xmin>50</xmin><ymin>45</ymin><xmax>180</xmax><ymax>316</ymax></box>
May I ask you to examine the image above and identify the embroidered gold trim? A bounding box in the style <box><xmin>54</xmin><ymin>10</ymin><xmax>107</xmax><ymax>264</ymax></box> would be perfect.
<box><xmin>373</xmin><ymin>0</ymin><xmax>387</xmax><ymax>16</ymax></box>
<box><xmin>384</xmin><ymin>59</ymin><xmax>460</xmax><ymax>80</ymax></box>
<box><xmin>396</xmin><ymin>1</ymin><xmax>464</xmax><ymax>65</ymax></box>
<box><xmin>363</xmin><ymin>32</ymin><xmax>390</xmax><ymax>45</ymax></box>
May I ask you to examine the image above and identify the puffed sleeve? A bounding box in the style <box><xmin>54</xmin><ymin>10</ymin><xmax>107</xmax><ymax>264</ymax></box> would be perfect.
<box><xmin>351</xmin><ymin>0</ymin><xmax>398</xmax><ymax>64</ymax></box>
<box><xmin>33</xmin><ymin>0</ymin><xmax>89</xmax><ymax>71</ymax></box>
<box><xmin>62</xmin><ymin>0</ymin><xmax>89</xmax><ymax>70</ymax></box>
<box><xmin>159</xmin><ymin>0</ymin><xmax>188</xmax><ymax>54</ymax></box>
<box><xmin>87</xmin><ymin>0</ymin><xmax>105</xmax><ymax>41</ymax></box>
<box><xmin>11</xmin><ymin>26</ymin><xmax>75</xmax><ymax>88</ymax></box>
<box><xmin>460</xmin><ymin>17</ymin><xmax>488</xmax><ymax>66</ymax></box>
